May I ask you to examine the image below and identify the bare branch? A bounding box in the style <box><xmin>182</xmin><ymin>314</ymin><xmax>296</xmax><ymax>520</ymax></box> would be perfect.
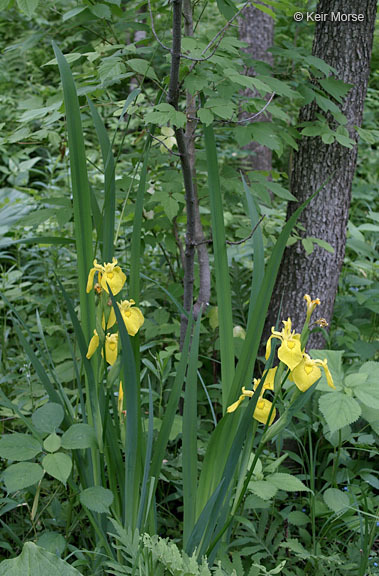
<box><xmin>234</xmin><ymin>92</ymin><xmax>275</xmax><ymax>124</ymax></box>
<box><xmin>148</xmin><ymin>0</ymin><xmax>251</xmax><ymax>63</ymax></box>
<box><xmin>148</xmin><ymin>132</ymin><xmax>182</xmax><ymax>157</ymax></box>
<box><xmin>190</xmin><ymin>216</ymin><xmax>265</xmax><ymax>246</ymax></box>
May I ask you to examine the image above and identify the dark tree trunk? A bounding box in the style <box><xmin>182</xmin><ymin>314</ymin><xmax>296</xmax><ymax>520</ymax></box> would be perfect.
<box><xmin>239</xmin><ymin>2</ymin><xmax>274</xmax><ymax>171</ymax></box>
<box><xmin>264</xmin><ymin>0</ymin><xmax>376</xmax><ymax>349</ymax></box>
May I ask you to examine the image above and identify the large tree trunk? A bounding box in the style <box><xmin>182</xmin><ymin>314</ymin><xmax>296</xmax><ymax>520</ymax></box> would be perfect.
<box><xmin>239</xmin><ymin>2</ymin><xmax>274</xmax><ymax>171</ymax></box>
<box><xmin>264</xmin><ymin>0</ymin><xmax>376</xmax><ymax>349</ymax></box>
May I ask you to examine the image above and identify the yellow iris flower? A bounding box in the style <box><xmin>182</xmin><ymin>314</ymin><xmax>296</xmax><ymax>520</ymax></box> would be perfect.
<box><xmin>118</xmin><ymin>299</ymin><xmax>144</xmax><ymax>336</ymax></box>
<box><xmin>86</xmin><ymin>258</ymin><xmax>126</xmax><ymax>295</ymax></box>
<box><xmin>86</xmin><ymin>330</ymin><xmax>99</xmax><ymax>359</ymax></box>
<box><xmin>227</xmin><ymin>383</ymin><xmax>276</xmax><ymax>426</ymax></box>
<box><xmin>289</xmin><ymin>353</ymin><xmax>335</xmax><ymax>392</ymax></box>
<box><xmin>105</xmin><ymin>333</ymin><xmax>118</xmax><ymax>366</ymax></box>
<box><xmin>304</xmin><ymin>294</ymin><xmax>320</xmax><ymax>321</ymax></box>
<box><xmin>102</xmin><ymin>299</ymin><xmax>144</xmax><ymax>335</ymax></box>
<box><xmin>266</xmin><ymin>318</ymin><xmax>303</xmax><ymax>371</ymax></box>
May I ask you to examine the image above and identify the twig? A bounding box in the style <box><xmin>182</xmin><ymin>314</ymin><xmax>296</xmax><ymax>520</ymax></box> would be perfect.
<box><xmin>234</xmin><ymin>92</ymin><xmax>275</xmax><ymax>124</ymax></box>
<box><xmin>190</xmin><ymin>215</ymin><xmax>265</xmax><ymax>246</ymax></box>
<box><xmin>226</xmin><ymin>216</ymin><xmax>265</xmax><ymax>244</ymax></box>
<box><xmin>148</xmin><ymin>0</ymin><xmax>250</xmax><ymax>63</ymax></box>
<box><xmin>148</xmin><ymin>132</ymin><xmax>182</xmax><ymax>157</ymax></box>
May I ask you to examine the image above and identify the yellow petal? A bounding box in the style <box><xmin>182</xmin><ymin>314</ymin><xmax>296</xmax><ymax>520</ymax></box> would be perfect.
<box><xmin>105</xmin><ymin>333</ymin><xmax>118</xmax><ymax>366</ymax></box>
<box><xmin>86</xmin><ymin>267</ymin><xmax>96</xmax><ymax>293</ymax></box>
<box><xmin>227</xmin><ymin>394</ymin><xmax>246</xmax><ymax>413</ymax></box>
<box><xmin>253</xmin><ymin>398</ymin><xmax>276</xmax><ymax>426</ymax></box>
<box><xmin>118</xmin><ymin>381</ymin><xmax>124</xmax><ymax>414</ymax></box>
<box><xmin>101</xmin><ymin>267</ymin><xmax>126</xmax><ymax>295</ymax></box>
<box><xmin>102</xmin><ymin>308</ymin><xmax>116</xmax><ymax>331</ymax></box>
<box><xmin>265</xmin><ymin>335</ymin><xmax>274</xmax><ymax>360</ymax></box>
<box><xmin>86</xmin><ymin>330</ymin><xmax>99</xmax><ymax>359</ymax></box>
<box><xmin>290</xmin><ymin>356</ymin><xmax>321</xmax><ymax>392</ymax></box>
<box><xmin>278</xmin><ymin>339</ymin><xmax>303</xmax><ymax>371</ymax></box>
<box><xmin>322</xmin><ymin>360</ymin><xmax>335</xmax><ymax>389</ymax></box>
<box><xmin>262</xmin><ymin>367</ymin><xmax>277</xmax><ymax>391</ymax></box>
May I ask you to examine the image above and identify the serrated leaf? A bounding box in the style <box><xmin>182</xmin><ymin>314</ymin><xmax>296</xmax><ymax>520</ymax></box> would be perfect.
<box><xmin>32</xmin><ymin>403</ymin><xmax>64</xmax><ymax>434</ymax></box>
<box><xmin>248</xmin><ymin>480</ymin><xmax>277</xmax><ymax>500</ymax></box>
<box><xmin>0</xmin><ymin>434</ymin><xmax>42</xmax><ymax>462</ymax></box>
<box><xmin>266</xmin><ymin>182</ymin><xmax>297</xmax><ymax>202</ymax></box>
<box><xmin>323</xmin><ymin>487</ymin><xmax>349</xmax><ymax>513</ymax></box>
<box><xmin>2</xmin><ymin>462</ymin><xmax>44</xmax><ymax>492</ymax></box>
<box><xmin>354</xmin><ymin>383</ymin><xmax>379</xmax><ymax>409</ymax></box>
<box><xmin>61</xmin><ymin>424</ymin><xmax>97</xmax><ymax>450</ymax></box>
<box><xmin>280</xmin><ymin>538</ymin><xmax>309</xmax><ymax>557</ymax></box>
<box><xmin>43</xmin><ymin>433</ymin><xmax>61</xmax><ymax>453</ymax></box>
<box><xmin>42</xmin><ymin>453</ymin><xmax>72</xmax><ymax>485</ymax></box>
<box><xmin>268</xmin><ymin>473</ymin><xmax>311</xmax><ymax>492</ymax></box>
<box><xmin>79</xmin><ymin>486</ymin><xmax>113</xmax><ymax>513</ymax></box>
<box><xmin>16</xmin><ymin>0</ymin><xmax>39</xmax><ymax>17</ymax></box>
<box><xmin>0</xmin><ymin>542</ymin><xmax>81</xmax><ymax>575</ymax></box>
<box><xmin>319</xmin><ymin>77</ymin><xmax>352</xmax><ymax>102</ymax></box>
<box><xmin>319</xmin><ymin>392</ymin><xmax>361</xmax><ymax>434</ymax></box>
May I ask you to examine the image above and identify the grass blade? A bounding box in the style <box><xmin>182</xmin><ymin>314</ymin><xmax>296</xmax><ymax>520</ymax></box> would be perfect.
<box><xmin>203</xmin><ymin>122</ymin><xmax>235</xmax><ymax>412</ymax></box>
<box><xmin>52</xmin><ymin>42</ymin><xmax>95</xmax><ymax>344</ymax></box>
<box><xmin>108</xmin><ymin>286</ymin><xmax>141</xmax><ymax>530</ymax></box>
<box><xmin>88</xmin><ymin>98</ymin><xmax>115</xmax><ymax>262</ymax></box>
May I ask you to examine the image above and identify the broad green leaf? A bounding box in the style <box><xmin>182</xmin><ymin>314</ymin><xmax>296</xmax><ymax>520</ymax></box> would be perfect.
<box><xmin>266</xmin><ymin>182</ymin><xmax>297</xmax><ymax>202</ymax></box>
<box><xmin>16</xmin><ymin>0</ymin><xmax>39</xmax><ymax>16</ymax></box>
<box><xmin>32</xmin><ymin>402</ymin><xmax>64</xmax><ymax>434</ymax></box>
<box><xmin>37</xmin><ymin>532</ymin><xmax>66</xmax><ymax>556</ymax></box>
<box><xmin>0</xmin><ymin>0</ymin><xmax>11</xmax><ymax>8</ymax></box>
<box><xmin>268</xmin><ymin>473</ymin><xmax>311</xmax><ymax>493</ymax></box>
<box><xmin>0</xmin><ymin>542</ymin><xmax>81</xmax><ymax>575</ymax></box>
<box><xmin>302</xmin><ymin>237</ymin><xmax>313</xmax><ymax>254</ymax></box>
<box><xmin>126</xmin><ymin>58</ymin><xmax>158</xmax><ymax>81</ymax></box>
<box><xmin>251</xmin><ymin>123</ymin><xmax>282</xmax><ymax>151</ymax></box>
<box><xmin>319</xmin><ymin>77</ymin><xmax>352</xmax><ymax>102</ymax></box>
<box><xmin>216</xmin><ymin>0</ymin><xmax>237</xmax><ymax>19</ymax></box>
<box><xmin>198</xmin><ymin>108</ymin><xmax>214</xmax><ymax>126</ymax></box>
<box><xmin>0</xmin><ymin>433</ymin><xmax>41</xmax><ymax>462</ymax></box>
<box><xmin>42</xmin><ymin>453</ymin><xmax>72</xmax><ymax>485</ymax></box>
<box><xmin>2</xmin><ymin>462</ymin><xmax>43</xmax><ymax>492</ymax></box>
<box><xmin>89</xmin><ymin>4</ymin><xmax>111</xmax><ymax>19</ymax></box>
<box><xmin>99</xmin><ymin>56</ymin><xmax>126</xmax><ymax>83</ymax></box>
<box><xmin>43</xmin><ymin>433</ymin><xmax>61</xmax><ymax>453</ymax></box>
<box><xmin>80</xmin><ymin>486</ymin><xmax>114</xmax><ymax>514</ymax></box>
<box><xmin>309</xmin><ymin>349</ymin><xmax>344</xmax><ymax>390</ymax></box>
<box><xmin>248</xmin><ymin>480</ymin><xmax>277</xmax><ymax>501</ymax></box>
<box><xmin>61</xmin><ymin>424</ymin><xmax>97</xmax><ymax>450</ymax></box>
<box><xmin>354</xmin><ymin>383</ymin><xmax>379</xmax><ymax>409</ymax></box>
<box><xmin>310</xmin><ymin>237</ymin><xmax>335</xmax><ymax>253</ymax></box>
<box><xmin>287</xmin><ymin>511</ymin><xmax>310</xmax><ymax>526</ymax></box>
<box><xmin>62</xmin><ymin>7</ymin><xmax>87</xmax><ymax>21</ymax></box>
<box><xmin>163</xmin><ymin>196</ymin><xmax>179</xmax><ymax>221</ymax></box>
<box><xmin>323</xmin><ymin>487</ymin><xmax>349</xmax><ymax>513</ymax></box>
<box><xmin>319</xmin><ymin>392</ymin><xmax>361</xmax><ymax>434</ymax></box>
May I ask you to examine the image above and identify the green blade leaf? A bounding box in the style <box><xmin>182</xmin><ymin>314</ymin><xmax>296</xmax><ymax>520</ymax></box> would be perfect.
<box><xmin>52</xmin><ymin>42</ymin><xmax>95</xmax><ymax>343</ymax></box>
<box><xmin>203</xmin><ymin>119</ymin><xmax>235</xmax><ymax>412</ymax></box>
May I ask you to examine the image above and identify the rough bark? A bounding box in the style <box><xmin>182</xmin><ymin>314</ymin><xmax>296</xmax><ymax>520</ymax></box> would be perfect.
<box><xmin>264</xmin><ymin>0</ymin><xmax>376</xmax><ymax>349</ymax></box>
<box><xmin>239</xmin><ymin>2</ymin><xmax>274</xmax><ymax>171</ymax></box>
